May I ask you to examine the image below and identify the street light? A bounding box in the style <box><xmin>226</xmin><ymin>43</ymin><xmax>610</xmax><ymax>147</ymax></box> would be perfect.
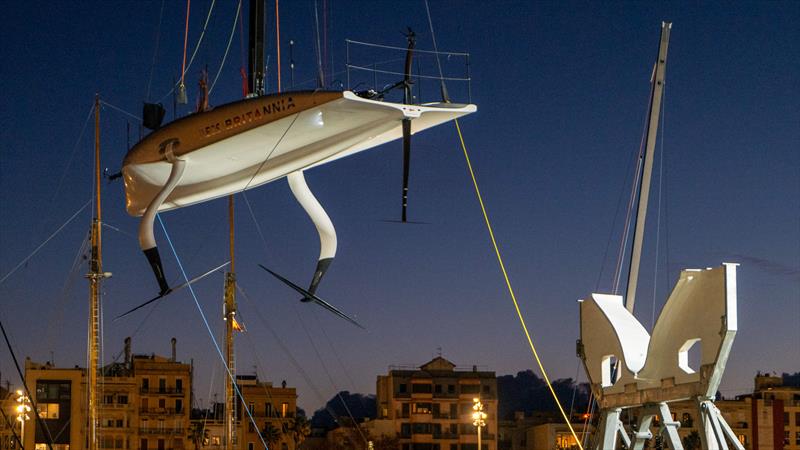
<box><xmin>472</xmin><ymin>397</ymin><xmax>487</xmax><ymax>450</ymax></box>
<box><xmin>15</xmin><ymin>390</ymin><xmax>31</xmax><ymax>447</ymax></box>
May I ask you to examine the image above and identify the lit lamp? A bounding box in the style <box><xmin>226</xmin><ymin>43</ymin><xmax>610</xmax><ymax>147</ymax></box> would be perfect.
<box><xmin>15</xmin><ymin>390</ymin><xmax>31</xmax><ymax>446</ymax></box>
<box><xmin>472</xmin><ymin>398</ymin><xmax>487</xmax><ymax>450</ymax></box>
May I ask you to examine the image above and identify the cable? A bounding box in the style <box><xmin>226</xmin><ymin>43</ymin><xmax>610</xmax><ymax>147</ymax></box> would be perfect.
<box><xmin>453</xmin><ymin>119</ymin><xmax>584</xmax><ymax>449</ymax></box>
<box><xmin>210</xmin><ymin>0</ymin><xmax>242</xmax><ymax>95</ymax></box>
<box><xmin>0</xmin><ymin>199</ymin><xmax>91</xmax><ymax>285</ymax></box>
<box><xmin>158</xmin><ymin>0</ymin><xmax>218</xmax><ymax>103</ymax></box>
<box><xmin>145</xmin><ymin>0</ymin><xmax>166</xmax><ymax>100</ymax></box>
<box><xmin>0</xmin><ymin>317</ymin><xmax>55</xmax><ymax>450</ymax></box>
<box><xmin>99</xmin><ymin>100</ymin><xmax>142</xmax><ymax>123</ymax></box>
<box><xmin>156</xmin><ymin>215</ymin><xmax>270</xmax><ymax>449</ymax></box>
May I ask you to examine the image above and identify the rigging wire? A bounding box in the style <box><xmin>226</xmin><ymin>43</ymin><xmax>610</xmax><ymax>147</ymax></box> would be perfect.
<box><xmin>0</xmin><ymin>199</ymin><xmax>92</xmax><ymax>286</ymax></box>
<box><xmin>99</xmin><ymin>100</ymin><xmax>142</xmax><ymax>123</ymax></box>
<box><xmin>158</xmin><ymin>0</ymin><xmax>218</xmax><ymax>104</ymax></box>
<box><xmin>650</xmin><ymin>85</ymin><xmax>667</xmax><ymax>328</ymax></box>
<box><xmin>156</xmin><ymin>215</ymin><xmax>270</xmax><ymax>449</ymax></box>
<box><xmin>0</xmin><ymin>402</ymin><xmax>23</xmax><ymax>450</ymax></box>
<box><xmin>313</xmin><ymin>0</ymin><xmax>324</xmax><ymax>87</ymax></box>
<box><xmin>275</xmin><ymin>0</ymin><xmax>281</xmax><ymax>92</ymax></box>
<box><xmin>423</xmin><ymin>0</ymin><xmax>449</xmax><ymax>101</ymax></box>
<box><xmin>180</xmin><ymin>0</ymin><xmax>192</xmax><ymax>91</ymax></box>
<box><xmin>452</xmin><ymin>119</ymin><xmax>584</xmax><ymax>449</ymax></box>
<box><xmin>209</xmin><ymin>0</ymin><xmax>242</xmax><ymax>95</ymax></box>
<box><xmin>612</xmin><ymin>94</ymin><xmax>653</xmax><ymax>294</ymax></box>
<box><xmin>50</xmin><ymin>105</ymin><xmax>95</xmax><ymax>206</ymax></box>
<box><xmin>292</xmin><ymin>304</ymin><xmax>369</xmax><ymax>445</ymax></box>
<box><xmin>145</xmin><ymin>0</ymin><xmax>167</xmax><ymax>101</ymax></box>
<box><xmin>0</xmin><ymin>317</ymin><xmax>56</xmax><ymax>450</ymax></box>
<box><xmin>236</xmin><ymin>284</ymin><xmax>335</xmax><ymax>416</ymax></box>
<box><xmin>45</xmin><ymin>230</ymin><xmax>90</xmax><ymax>365</ymax></box>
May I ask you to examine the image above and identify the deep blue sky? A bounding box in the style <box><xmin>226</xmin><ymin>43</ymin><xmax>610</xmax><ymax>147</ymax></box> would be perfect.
<box><xmin>1</xmin><ymin>1</ymin><xmax>798</xmax><ymax>414</ymax></box>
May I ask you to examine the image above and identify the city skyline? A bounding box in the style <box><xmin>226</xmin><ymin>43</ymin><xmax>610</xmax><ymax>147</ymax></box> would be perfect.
<box><xmin>1</xmin><ymin>1</ymin><xmax>798</xmax><ymax>416</ymax></box>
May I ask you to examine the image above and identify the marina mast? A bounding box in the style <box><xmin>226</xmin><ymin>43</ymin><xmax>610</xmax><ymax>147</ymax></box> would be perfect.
<box><xmin>87</xmin><ymin>94</ymin><xmax>108</xmax><ymax>450</ymax></box>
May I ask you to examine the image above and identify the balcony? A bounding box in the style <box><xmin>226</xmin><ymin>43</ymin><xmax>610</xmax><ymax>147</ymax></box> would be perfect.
<box><xmin>140</xmin><ymin>407</ymin><xmax>183</xmax><ymax>416</ymax></box>
<box><xmin>140</xmin><ymin>387</ymin><xmax>184</xmax><ymax>396</ymax></box>
<box><xmin>138</xmin><ymin>427</ymin><xmax>184</xmax><ymax>435</ymax></box>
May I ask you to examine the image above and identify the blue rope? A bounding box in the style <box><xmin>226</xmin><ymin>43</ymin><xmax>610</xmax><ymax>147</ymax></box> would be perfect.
<box><xmin>157</xmin><ymin>215</ymin><xmax>270</xmax><ymax>450</ymax></box>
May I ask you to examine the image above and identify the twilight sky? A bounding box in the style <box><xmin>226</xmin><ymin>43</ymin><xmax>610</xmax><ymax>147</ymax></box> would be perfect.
<box><xmin>1</xmin><ymin>1</ymin><xmax>798</xmax><ymax>414</ymax></box>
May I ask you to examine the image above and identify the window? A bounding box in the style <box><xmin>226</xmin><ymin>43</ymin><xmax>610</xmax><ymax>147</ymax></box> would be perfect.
<box><xmin>265</xmin><ymin>403</ymin><xmax>272</xmax><ymax>417</ymax></box>
<box><xmin>115</xmin><ymin>438</ymin><xmax>123</xmax><ymax>448</ymax></box>
<box><xmin>412</xmin><ymin>423</ymin><xmax>432</xmax><ymax>434</ymax></box>
<box><xmin>434</xmin><ymin>384</ymin><xmax>442</xmax><ymax>394</ymax></box>
<box><xmin>249</xmin><ymin>402</ymin><xmax>255</xmax><ymax>415</ymax></box>
<box><xmin>460</xmin><ymin>385</ymin><xmax>480</xmax><ymax>394</ymax></box>
<box><xmin>116</xmin><ymin>419</ymin><xmax>124</xmax><ymax>428</ymax></box>
<box><xmin>795</xmin><ymin>432</ymin><xmax>800</xmax><ymax>446</ymax></box>
<box><xmin>402</xmin><ymin>403</ymin><xmax>410</xmax><ymax>417</ymax></box>
<box><xmin>36</xmin><ymin>381</ymin><xmax>70</xmax><ymax>401</ymax></box>
<box><xmin>413</xmin><ymin>403</ymin><xmax>432</xmax><ymax>414</ymax></box>
<box><xmin>399</xmin><ymin>384</ymin><xmax>407</xmax><ymax>394</ymax></box>
<box><xmin>400</xmin><ymin>423</ymin><xmax>411</xmax><ymax>436</ymax></box>
<box><xmin>141</xmin><ymin>398</ymin><xmax>149</xmax><ymax>410</ymax></box>
<box><xmin>450</xmin><ymin>404</ymin><xmax>457</xmax><ymax>417</ymax></box>
<box><xmin>483</xmin><ymin>385</ymin><xmax>491</xmax><ymax>394</ymax></box>
<box><xmin>175</xmin><ymin>379</ymin><xmax>183</xmax><ymax>393</ymax></box>
<box><xmin>157</xmin><ymin>439</ymin><xmax>165</xmax><ymax>450</ymax></box>
<box><xmin>175</xmin><ymin>399</ymin><xmax>183</xmax><ymax>413</ymax></box>
<box><xmin>449</xmin><ymin>424</ymin><xmax>458</xmax><ymax>434</ymax></box>
<box><xmin>447</xmin><ymin>384</ymin><xmax>455</xmax><ymax>394</ymax></box>
<box><xmin>158</xmin><ymin>399</ymin><xmax>166</xmax><ymax>409</ymax></box>
<box><xmin>105</xmin><ymin>395</ymin><xmax>114</xmax><ymax>404</ymax></box>
<box><xmin>412</xmin><ymin>383</ymin><xmax>432</xmax><ymax>394</ymax></box>
<box><xmin>158</xmin><ymin>379</ymin><xmax>166</xmax><ymax>393</ymax></box>
<box><xmin>248</xmin><ymin>443</ymin><xmax>254</xmax><ymax>450</ymax></box>
<box><xmin>37</xmin><ymin>403</ymin><xmax>60</xmax><ymax>419</ymax></box>
<box><xmin>140</xmin><ymin>439</ymin><xmax>148</xmax><ymax>450</ymax></box>
<box><xmin>142</xmin><ymin>378</ymin><xmax>149</xmax><ymax>390</ymax></box>
<box><xmin>117</xmin><ymin>395</ymin><xmax>127</xmax><ymax>405</ymax></box>
<box><xmin>281</xmin><ymin>403</ymin><xmax>288</xmax><ymax>418</ymax></box>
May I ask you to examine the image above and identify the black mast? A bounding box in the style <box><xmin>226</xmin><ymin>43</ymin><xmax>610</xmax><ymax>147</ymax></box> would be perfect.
<box><xmin>248</xmin><ymin>0</ymin><xmax>265</xmax><ymax>96</ymax></box>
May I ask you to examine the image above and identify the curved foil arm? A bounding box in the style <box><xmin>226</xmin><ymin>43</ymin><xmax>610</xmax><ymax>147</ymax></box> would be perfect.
<box><xmin>139</xmin><ymin>139</ymin><xmax>186</xmax><ymax>295</ymax></box>
<box><xmin>287</xmin><ymin>170</ymin><xmax>336</xmax><ymax>297</ymax></box>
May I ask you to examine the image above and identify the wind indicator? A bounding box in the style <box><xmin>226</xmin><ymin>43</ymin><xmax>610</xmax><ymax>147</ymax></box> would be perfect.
<box><xmin>114</xmin><ymin>261</ymin><xmax>230</xmax><ymax>320</ymax></box>
<box><xmin>258</xmin><ymin>264</ymin><xmax>364</xmax><ymax>329</ymax></box>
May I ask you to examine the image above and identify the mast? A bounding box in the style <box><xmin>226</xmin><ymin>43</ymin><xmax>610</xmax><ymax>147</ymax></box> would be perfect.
<box><xmin>223</xmin><ymin>196</ymin><xmax>237</xmax><ymax>450</ymax></box>
<box><xmin>87</xmin><ymin>94</ymin><xmax>105</xmax><ymax>450</ymax></box>
<box><xmin>248</xmin><ymin>0</ymin><xmax>265</xmax><ymax>96</ymax></box>
<box><xmin>625</xmin><ymin>22</ymin><xmax>671</xmax><ymax>313</ymax></box>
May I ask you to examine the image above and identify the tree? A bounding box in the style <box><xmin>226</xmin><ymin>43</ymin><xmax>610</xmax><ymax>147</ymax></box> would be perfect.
<box><xmin>261</xmin><ymin>422</ymin><xmax>282</xmax><ymax>448</ymax></box>
<box><xmin>286</xmin><ymin>415</ymin><xmax>311</xmax><ymax>448</ymax></box>
<box><xmin>683</xmin><ymin>431</ymin><xmax>702</xmax><ymax>450</ymax></box>
<box><xmin>187</xmin><ymin>421</ymin><xmax>209</xmax><ymax>450</ymax></box>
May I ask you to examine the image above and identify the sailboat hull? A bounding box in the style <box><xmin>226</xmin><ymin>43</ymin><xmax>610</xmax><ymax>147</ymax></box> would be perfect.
<box><xmin>122</xmin><ymin>90</ymin><xmax>476</xmax><ymax>216</ymax></box>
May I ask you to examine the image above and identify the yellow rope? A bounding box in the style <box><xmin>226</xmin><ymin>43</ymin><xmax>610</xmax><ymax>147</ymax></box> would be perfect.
<box><xmin>454</xmin><ymin>119</ymin><xmax>584</xmax><ymax>449</ymax></box>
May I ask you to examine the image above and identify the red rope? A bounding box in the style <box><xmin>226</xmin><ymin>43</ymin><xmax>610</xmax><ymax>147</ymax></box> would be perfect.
<box><xmin>180</xmin><ymin>0</ymin><xmax>191</xmax><ymax>84</ymax></box>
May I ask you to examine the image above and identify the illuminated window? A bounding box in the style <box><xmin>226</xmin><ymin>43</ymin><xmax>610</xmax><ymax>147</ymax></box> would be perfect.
<box><xmin>37</xmin><ymin>403</ymin><xmax>60</xmax><ymax>419</ymax></box>
<box><xmin>281</xmin><ymin>403</ymin><xmax>288</xmax><ymax>418</ymax></box>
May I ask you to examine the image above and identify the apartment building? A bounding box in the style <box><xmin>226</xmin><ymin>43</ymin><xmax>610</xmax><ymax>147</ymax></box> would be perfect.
<box><xmin>376</xmin><ymin>356</ymin><xmax>498</xmax><ymax>450</ymax></box>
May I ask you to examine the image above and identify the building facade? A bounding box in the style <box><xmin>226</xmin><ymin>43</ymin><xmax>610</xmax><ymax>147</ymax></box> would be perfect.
<box><xmin>376</xmin><ymin>356</ymin><xmax>498</xmax><ymax>450</ymax></box>
<box><xmin>18</xmin><ymin>337</ymin><xmax>192</xmax><ymax>450</ymax></box>
<box><xmin>233</xmin><ymin>375</ymin><xmax>298</xmax><ymax>450</ymax></box>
